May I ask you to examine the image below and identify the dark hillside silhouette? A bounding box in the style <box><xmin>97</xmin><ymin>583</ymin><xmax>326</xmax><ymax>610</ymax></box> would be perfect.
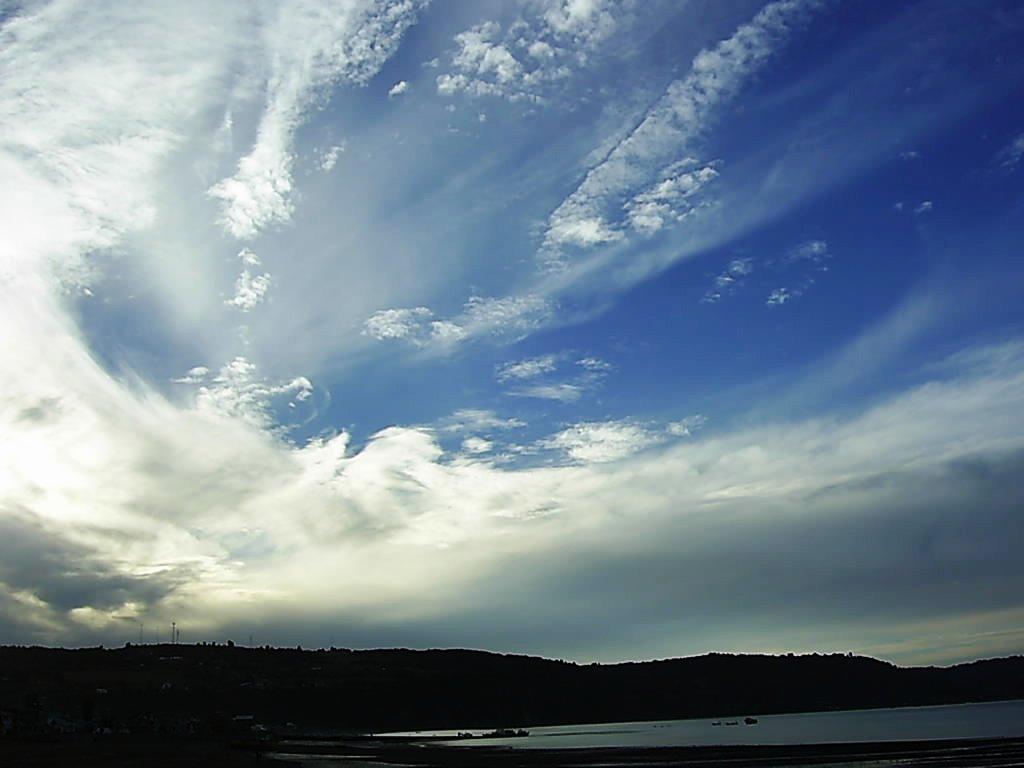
<box><xmin>1</xmin><ymin>645</ymin><xmax>1022</xmax><ymax>735</ymax></box>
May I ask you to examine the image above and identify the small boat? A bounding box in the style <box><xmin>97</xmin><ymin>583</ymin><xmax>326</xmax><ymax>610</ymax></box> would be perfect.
<box><xmin>744</xmin><ymin>717</ymin><xmax>758</xmax><ymax>725</ymax></box>
<box><xmin>711</xmin><ymin>721</ymin><xmax>722</xmax><ymax>726</ymax></box>
<box><xmin>724</xmin><ymin>721</ymin><xmax>739</xmax><ymax>726</ymax></box>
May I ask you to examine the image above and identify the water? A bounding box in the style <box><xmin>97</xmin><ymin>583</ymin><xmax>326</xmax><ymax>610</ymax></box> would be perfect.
<box><xmin>387</xmin><ymin>699</ymin><xmax>1024</xmax><ymax>749</ymax></box>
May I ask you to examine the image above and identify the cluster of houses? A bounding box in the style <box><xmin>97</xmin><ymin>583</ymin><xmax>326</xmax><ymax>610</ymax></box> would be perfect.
<box><xmin>0</xmin><ymin>696</ymin><xmax>270</xmax><ymax>740</ymax></box>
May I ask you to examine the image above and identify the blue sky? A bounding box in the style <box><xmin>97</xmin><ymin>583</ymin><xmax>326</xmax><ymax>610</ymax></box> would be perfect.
<box><xmin>1</xmin><ymin>0</ymin><xmax>1024</xmax><ymax>664</ymax></box>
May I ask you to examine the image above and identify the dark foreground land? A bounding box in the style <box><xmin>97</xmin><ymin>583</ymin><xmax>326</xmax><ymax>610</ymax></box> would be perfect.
<box><xmin>1</xmin><ymin>735</ymin><xmax>1024</xmax><ymax>767</ymax></box>
<box><xmin>1</xmin><ymin>645</ymin><xmax>1023</xmax><ymax>734</ymax></box>
<box><xmin>2</xmin><ymin>646</ymin><xmax>1024</xmax><ymax>766</ymax></box>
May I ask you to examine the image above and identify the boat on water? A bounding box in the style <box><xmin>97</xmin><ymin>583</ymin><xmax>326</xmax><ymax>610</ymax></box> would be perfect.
<box><xmin>744</xmin><ymin>717</ymin><xmax>759</xmax><ymax>725</ymax></box>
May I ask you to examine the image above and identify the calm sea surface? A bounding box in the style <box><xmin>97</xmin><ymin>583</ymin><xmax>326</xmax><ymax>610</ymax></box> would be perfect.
<box><xmin>386</xmin><ymin>699</ymin><xmax>1024</xmax><ymax>749</ymax></box>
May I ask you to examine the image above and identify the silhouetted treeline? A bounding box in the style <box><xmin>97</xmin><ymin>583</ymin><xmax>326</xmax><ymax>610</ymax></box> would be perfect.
<box><xmin>1</xmin><ymin>645</ymin><xmax>1022</xmax><ymax>734</ymax></box>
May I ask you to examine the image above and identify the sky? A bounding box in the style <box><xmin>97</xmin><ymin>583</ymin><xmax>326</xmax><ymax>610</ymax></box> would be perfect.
<box><xmin>1</xmin><ymin>0</ymin><xmax>1023</xmax><ymax>666</ymax></box>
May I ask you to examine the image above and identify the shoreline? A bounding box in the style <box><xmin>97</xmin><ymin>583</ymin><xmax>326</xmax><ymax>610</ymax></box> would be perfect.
<box><xmin>2</xmin><ymin>734</ymin><xmax>1023</xmax><ymax>766</ymax></box>
<box><xmin>373</xmin><ymin>695</ymin><xmax>1024</xmax><ymax>738</ymax></box>
<box><xmin>266</xmin><ymin>736</ymin><xmax>1024</xmax><ymax>767</ymax></box>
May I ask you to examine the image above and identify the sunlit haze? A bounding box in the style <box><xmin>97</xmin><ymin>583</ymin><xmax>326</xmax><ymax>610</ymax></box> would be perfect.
<box><xmin>2</xmin><ymin>0</ymin><xmax>1023</xmax><ymax>665</ymax></box>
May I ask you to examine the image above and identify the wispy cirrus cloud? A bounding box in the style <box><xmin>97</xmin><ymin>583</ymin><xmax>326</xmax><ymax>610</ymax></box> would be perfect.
<box><xmin>539</xmin><ymin>419</ymin><xmax>665</xmax><ymax>462</ymax></box>
<box><xmin>4</xmin><ymin>255</ymin><xmax>1024</xmax><ymax>663</ymax></box>
<box><xmin>766</xmin><ymin>286</ymin><xmax>798</xmax><ymax>306</ymax></box>
<box><xmin>2</xmin><ymin>0</ymin><xmax>1022</xmax><ymax>667</ymax></box>
<box><xmin>0</xmin><ymin>1</ymin><xmax>248</xmax><ymax>282</ymax></box>
<box><xmin>460</xmin><ymin>436</ymin><xmax>493</xmax><ymax>455</ymax></box>
<box><xmin>764</xmin><ymin>239</ymin><xmax>832</xmax><ymax>306</ymax></box>
<box><xmin>577</xmin><ymin>357</ymin><xmax>612</xmax><ymax>372</ymax></box>
<box><xmin>438</xmin><ymin>409</ymin><xmax>526</xmax><ymax>433</ymax></box>
<box><xmin>508</xmin><ymin>382</ymin><xmax>586</xmax><ymax>403</ymax></box>
<box><xmin>995</xmin><ymin>132</ymin><xmax>1024</xmax><ymax>170</ymax></box>
<box><xmin>209</xmin><ymin>0</ymin><xmax>427</xmax><ymax>240</ymax></box>
<box><xmin>362</xmin><ymin>294</ymin><xmax>555</xmax><ymax>350</ymax></box>
<box><xmin>703</xmin><ymin>257</ymin><xmax>754</xmax><ymax>303</ymax></box>
<box><xmin>786</xmin><ymin>239</ymin><xmax>829</xmax><ymax>263</ymax></box>
<box><xmin>363</xmin><ymin>306</ymin><xmax>436</xmax><ymax>341</ymax></box>
<box><xmin>541</xmin><ymin>0</ymin><xmax>824</xmax><ymax>260</ymax></box>
<box><xmin>496</xmin><ymin>354</ymin><xmax>559</xmax><ymax>382</ymax></box>
<box><xmin>705</xmin><ymin>240</ymin><xmax>831</xmax><ymax>307</ymax></box>
<box><xmin>498</xmin><ymin>352</ymin><xmax>613</xmax><ymax>402</ymax></box>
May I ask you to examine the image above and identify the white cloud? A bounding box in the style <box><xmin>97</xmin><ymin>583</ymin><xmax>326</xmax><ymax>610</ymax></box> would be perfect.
<box><xmin>318</xmin><ymin>143</ymin><xmax>345</xmax><ymax>171</ymax></box>
<box><xmin>540</xmin><ymin>419</ymin><xmax>663</xmax><ymax>463</ymax></box>
<box><xmin>173</xmin><ymin>366</ymin><xmax>211</xmax><ymax>384</ymax></box>
<box><xmin>429</xmin><ymin>320</ymin><xmax>469</xmax><ymax>345</ymax></box>
<box><xmin>463</xmin><ymin>22</ymin><xmax>520</xmax><ymax>82</ymax></box>
<box><xmin>363</xmin><ymin>294</ymin><xmax>555</xmax><ymax>350</ymax></box>
<box><xmin>542</xmin><ymin>0</ymin><xmax>822</xmax><ymax>260</ymax></box>
<box><xmin>625</xmin><ymin>162</ymin><xmax>719</xmax><ymax>235</ymax></box>
<box><xmin>0</xmin><ymin>1</ymin><xmax>246</xmax><ymax>285</ymax></box>
<box><xmin>768</xmin><ymin>240</ymin><xmax>831</xmax><ymax>304</ymax></box>
<box><xmin>3</xmin><ymin>273</ymin><xmax>1024</xmax><ymax>657</ymax></box>
<box><xmin>207</xmin><ymin>138</ymin><xmax>295</xmax><ymax>241</ymax></box>
<box><xmin>788</xmin><ymin>239</ymin><xmax>829</xmax><ymax>261</ymax></box>
<box><xmin>496</xmin><ymin>354</ymin><xmax>559</xmax><ymax>382</ymax></box>
<box><xmin>459</xmin><ymin>294</ymin><xmax>556</xmax><ymax>339</ymax></box>
<box><xmin>440</xmin><ymin>409</ymin><xmax>526</xmax><ymax>433</ymax></box>
<box><xmin>195</xmin><ymin>357</ymin><xmax>313</xmax><ymax>429</ymax></box>
<box><xmin>703</xmin><ymin>257</ymin><xmax>754</xmax><ymax>303</ymax></box>
<box><xmin>388</xmin><ymin>80</ymin><xmax>410</xmax><ymax>98</ymax></box>
<box><xmin>363</xmin><ymin>306</ymin><xmax>434</xmax><ymax>341</ymax></box>
<box><xmin>225</xmin><ymin>270</ymin><xmax>272</xmax><ymax>311</ymax></box>
<box><xmin>706</xmin><ymin>241</ymin><xmax>829</xmax><ymax>306</ymax></box>
<box><xmin>528</xmin><ymin>40</ymin><xmax>555</xmax><ymax>60</ymax></box>
<box><xmin>238</xmin><ymin>248</ymin><xmax>262</xmax><ymax>267</ymax></box>
<box><xmin>461</xmin><ymin>436</ymin><xmax>493</xmax><ymax>454</ymax></box>
<box><xmin>914</xmin><ymin>200</ymin><xmax>934</xmax><ymax>214</ymax></box>
<box><xmin>542</xmin><ymin>0</ymin><xmax>618</xmax><ymax>41</ymax></box>
<box><xmin>577</xmin><ymin>357</ymin><xmax>612</xmax><ymax>372</ymax></box>
<box><xmin>502</xmin><ymin>352</ymin><xmax>611</xmax><ymax>402</ymax></box>
<box><xmin>899</xmin><ymin>150</ymin><xmax>921</xmax><ymax>160</ymax></box>
<box><xmin>508</xmin><ymin>382</ymin><xmax>584</xmax><ymax>402</ymax></box>
<box><xmin>544</xmin><ymin>216</ymin><xmax>623</xmax><ymax>248</ymax></box>
<box><xmin>436</xmin><ymin>0</ymin><xmax>628</xmax><ymax>103</ymax></box>
<box><xmin>995</xmin><ymin>132</ymin><xmax>1024</xmax><ymax>170</ymax></box>
<box><xmin>667</xmin><ymin>414</ymin><xmax>707</xmax><ymax>437</ymax></box>
<box><xmin>209</xmin><ymin>0</ymin><xmax>426</xmax><ymax>240</ymax></box>
<box><xmin>766</xmin><ymin>287</ymin><xmax>798</xmax><ymax>306</ymax></box>
<box><xmin>3</xmin><ymin>0</ymin><xmax>1022</xmax><ymax>663</ymax></box>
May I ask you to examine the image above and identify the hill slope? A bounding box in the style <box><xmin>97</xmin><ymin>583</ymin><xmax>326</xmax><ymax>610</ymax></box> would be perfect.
<box><xmin>1</xmin><ymin>646</ymin><xmax>1022</xmax><ymax>732</ymax></box>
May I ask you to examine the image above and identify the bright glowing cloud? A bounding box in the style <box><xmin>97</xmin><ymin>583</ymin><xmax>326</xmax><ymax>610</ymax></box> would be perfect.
<box><xmin>1</xmin><ymin>0</ymin><xmax>1023</xmax><ymax>666</ymax></box>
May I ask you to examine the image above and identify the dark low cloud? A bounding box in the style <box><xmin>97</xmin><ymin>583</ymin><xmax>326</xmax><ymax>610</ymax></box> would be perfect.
<box><xmin>0</xmin><ymin>510</ymin><xmax>183</xmax><ymax>633</ymax></box>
